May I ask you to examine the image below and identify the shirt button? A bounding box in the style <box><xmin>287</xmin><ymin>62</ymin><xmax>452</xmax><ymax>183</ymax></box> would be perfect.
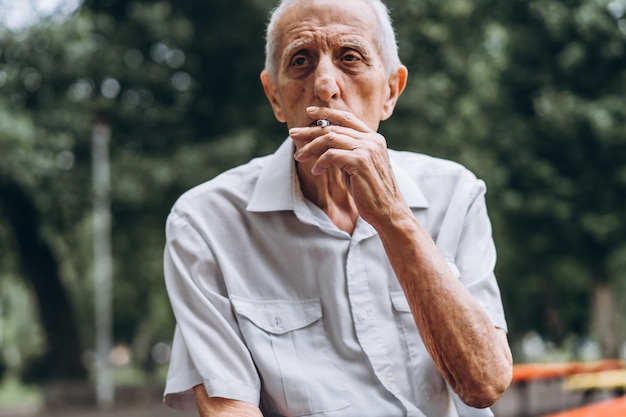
<box><xmin>273</xmin><ymin>316</ymin><xmax>283</xmax><ymax>330</ymax></box>
<box><xmin>358</xmin><ymin>310</ymin><xmax>368</xmax><ymax>320</ymax></box>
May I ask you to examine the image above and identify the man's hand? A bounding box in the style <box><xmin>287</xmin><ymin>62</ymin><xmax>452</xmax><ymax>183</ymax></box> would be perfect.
<box><xmin>291</xmin><ymin>106</ymin><xmax>513</xmax><ymax>407</ymax></box>
<box><xmin>193</xmin><ymin>384</ymin><xmax>263</xmax><ymax>417</ymax></box>
<box><xmin>289</xmin><ymin>106</ymin><xmax>409</xmax><ymax>228</ymax></box>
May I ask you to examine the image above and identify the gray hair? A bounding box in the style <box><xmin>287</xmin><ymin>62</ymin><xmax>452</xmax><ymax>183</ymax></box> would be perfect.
<box><xmin>264</xmin><ymin>0</ymin><xmax>402</xmax><ymax>80</ymax></box>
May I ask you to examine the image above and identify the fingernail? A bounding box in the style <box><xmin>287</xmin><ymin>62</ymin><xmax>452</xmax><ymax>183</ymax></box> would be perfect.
<box><xmin>294</xmin><ymin>149</ymin><xmax>306</xmax><ymax>161</ymax></box>
<box><xmin>306</xmin><ymin>106</ymin><xmax>319</xmax><ymax>112</ymax></box>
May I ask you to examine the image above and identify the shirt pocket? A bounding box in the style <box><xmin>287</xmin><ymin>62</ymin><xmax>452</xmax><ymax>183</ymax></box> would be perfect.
<box><xmin>390</xmin><ymin>291</ymin><xmax>448</xmax><ymax>406</ymax></box>
<box><xmin>231</xmin><ymin>296</ymin><xmax>350</xmax><ymax>416</ymax></box>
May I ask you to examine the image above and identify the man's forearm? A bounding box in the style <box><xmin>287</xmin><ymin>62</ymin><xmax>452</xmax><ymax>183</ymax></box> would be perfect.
<box><xmin>193</xmin><ymin>384</ymin><xmax>264</xmax><ymax>417</ymax></box>
<box><xmin>374</xmin><ymin>211</ymin><xmax>512</xmax><ymax>408</ymax></box>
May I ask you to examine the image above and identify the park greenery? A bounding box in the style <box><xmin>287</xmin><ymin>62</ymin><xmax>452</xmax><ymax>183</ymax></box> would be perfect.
<box><xmin>0</xmin><ymin>0</ymin><xmax>625</xmax><ymax>389</ymax></box>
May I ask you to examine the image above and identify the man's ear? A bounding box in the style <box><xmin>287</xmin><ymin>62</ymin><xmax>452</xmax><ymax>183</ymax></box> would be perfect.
<box><xmin>260</xmin><ymin>70</ymin><xmax>286</xmax><ymax>123</ymax></box>
<box><xmin>381</xmin><ymin>65</ymin><xmax>408</xmax><ymax>121</ymax></box>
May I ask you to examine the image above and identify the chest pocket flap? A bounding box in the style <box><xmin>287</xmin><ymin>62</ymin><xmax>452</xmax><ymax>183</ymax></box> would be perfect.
<box><xmin>231</xmin><ymin>296</ymin><xmax>322</xmax><ymax>335</ymax></box>
<box><xmin>230</xmin><ymin>296</ymin><xmax>348</xmax><ymax>416</ymax></box>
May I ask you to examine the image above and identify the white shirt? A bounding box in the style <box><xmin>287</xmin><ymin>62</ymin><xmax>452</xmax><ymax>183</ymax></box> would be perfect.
<box><xmin>163</xmin><ymin>138</ymin><xmax>507</xmax><ymax>417</ymax></box>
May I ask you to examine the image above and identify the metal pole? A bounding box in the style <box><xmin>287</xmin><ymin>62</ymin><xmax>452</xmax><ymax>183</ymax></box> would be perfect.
<box><xmin>0</xmin><ymin>298</ymin><xmax>3</xmax><ymax>348</ymax></box>
<box><xmin>92</xmin><ymin>121</ymin><xmax>114</xmax><ymax>409</ymax></box>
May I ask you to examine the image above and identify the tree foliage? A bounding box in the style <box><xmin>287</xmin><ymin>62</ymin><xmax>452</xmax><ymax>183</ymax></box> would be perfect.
<box><xmin>489</xmin><ymin>0</ymin><xmax>626</xmax><ymax>354</ymax></box>
<box><xmin>385</xmin><ymin>0</ymin><xmax>626</xmax><ymax>356</ymax></box>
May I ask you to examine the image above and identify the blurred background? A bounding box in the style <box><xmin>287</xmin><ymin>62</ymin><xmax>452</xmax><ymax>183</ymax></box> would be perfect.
<box><xmin>0</xmin><ymin>0</ymin><xmax>625</xmax><ymax>415</ymax></box>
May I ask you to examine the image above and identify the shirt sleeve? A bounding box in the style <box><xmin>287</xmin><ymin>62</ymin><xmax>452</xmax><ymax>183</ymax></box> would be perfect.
<box><xmin>163</xmin><ymin>210</ymin><xmax>261</xmax><ymax>410</ymax></box>
<box><xmin>436</xmin><ymin>172</ymin><xmax>508</xmax><ymax>332</ymax></box>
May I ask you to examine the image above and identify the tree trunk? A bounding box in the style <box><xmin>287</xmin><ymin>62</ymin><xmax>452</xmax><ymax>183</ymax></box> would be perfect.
<box><xmin>591</xmin><ymin>280</ymin><xmax>619</xmax><ymax>359</ymax></box>
<box><xmin>0</xmin><ymin>176</ymin><xmax>87</xmax><ymax>380</ymax></box>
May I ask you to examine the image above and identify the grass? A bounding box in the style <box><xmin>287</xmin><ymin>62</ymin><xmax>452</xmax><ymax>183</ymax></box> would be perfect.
<box><xmin>0</xmin><ymin>365</ymin><xmax>168</xmax><ymax>412</ymax></box>
<box><xmin>0</xmin><ymin>375</ymin><xmax>42</xmax><ymax>411</ymax></box>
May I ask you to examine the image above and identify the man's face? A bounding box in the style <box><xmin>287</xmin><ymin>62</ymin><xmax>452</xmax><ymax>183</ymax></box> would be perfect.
<box><xmin>261</xmin><ymin>0</ymin><xmax>397</xmax><ymax>132</ymax></box>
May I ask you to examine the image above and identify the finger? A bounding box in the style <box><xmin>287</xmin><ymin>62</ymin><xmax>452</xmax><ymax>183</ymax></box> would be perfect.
<box><xmin>293</xmin><ymin>130</ymin><xmax>355</xmax><ymax>162</ymax></box>
<box><xmin>289</xmin><ymin>123</ymin><xmax>344</xmax><ymax>142</ymax></box>
<box><xmin>290</xmin><ymin>124</ymin><xmax>353</xmax><ymax>153</ymax></box>
<box><xmin>306</xmin><ymin>106</ymin><xmax>372</xmax><ymax>132</ymax></box>
<box><xmin>309</xmin><ymin>146</ymin><xmax>376</xmax><ymax>178</ymax></box>
<box><xmin>309</xmin><ymin>148</ymin><xmax>353</xmax><ymax>175</ymax></box>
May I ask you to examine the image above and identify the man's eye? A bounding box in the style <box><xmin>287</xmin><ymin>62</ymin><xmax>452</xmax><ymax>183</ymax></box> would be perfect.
<box><xmin>342</xmin><ymin>53</ymin><xmax>361</xmax><ymax>62</ymax></box>
<box><xmin>291</xmin><ymin>56</ymin><xmax>308</xmax><ymax>66</ymax></box>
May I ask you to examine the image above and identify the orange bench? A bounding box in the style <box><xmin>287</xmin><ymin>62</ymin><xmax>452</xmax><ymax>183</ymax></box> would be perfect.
<box><xmin>541</xmin><ymin>396</ymin><xmax>626</xmax><ymax>416</ymax></box>
<box><xmin>512</xmin><ymin>360</ymin><xmax>625</xmax><ymax>383</ymax></box>
<box><xmin>509</xmin><ymin>360</ymin><xmax>625</xmax><ymax>417</ymax></box>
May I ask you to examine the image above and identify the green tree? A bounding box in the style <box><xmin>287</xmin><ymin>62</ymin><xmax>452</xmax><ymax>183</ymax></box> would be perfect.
<box><xmin>0</xmin><ymin>0</ymin><xmax>277</xmax><ymax>382</ymax></box>
<box><xmin>489</xmin><ymin>0</ymin><xmax>626</xmax><ymax>357</ymax></box>
<box><xmin>387</xmin><ymin>0</ymin><xmax>626</xmax><ymax>356</ymax></box>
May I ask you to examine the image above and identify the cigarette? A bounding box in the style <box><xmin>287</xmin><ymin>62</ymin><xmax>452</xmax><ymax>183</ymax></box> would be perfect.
<box><xmin>316</xmin><ymin>119</ymin><xmax>330</xmax><ymax>127</ymax></box>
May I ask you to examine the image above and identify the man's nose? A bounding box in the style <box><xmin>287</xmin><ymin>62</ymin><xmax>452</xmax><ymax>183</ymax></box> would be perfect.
<box><xmin>314</xmin><ymin>57</ymin><xmax>340</xmax><ymax>103</ymax></box>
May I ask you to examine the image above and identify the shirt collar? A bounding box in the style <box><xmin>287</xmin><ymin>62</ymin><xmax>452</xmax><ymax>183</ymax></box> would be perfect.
<box><xmin>391</xmin><ymin>154</ymin><xmax>429</xmax><ymax>209</ymax></box>
<box><xmin>247</xmin><ymin>138</ymin><xmax>429</xmax><ymax>212</ymax></box>
<box><xmin>247</xmin><ymin>138</ymin><xmax>297</xmax><ymax>212</ymax></box>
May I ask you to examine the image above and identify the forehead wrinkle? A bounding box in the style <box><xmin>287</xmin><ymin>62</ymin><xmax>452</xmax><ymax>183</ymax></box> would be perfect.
<box><xmin>283</xmin><ymin>32</ymin><xmax>373</xmax><ymax>59</ymax></box>
<box><xmin>341</xmin><ymin>40</ymin><xmax>369</xmax><ymax>53</ymax></box>
<box><xmin>284</xmin><ymin>37</ymin><xmax>313</xmax><ymax>58</ymax></box>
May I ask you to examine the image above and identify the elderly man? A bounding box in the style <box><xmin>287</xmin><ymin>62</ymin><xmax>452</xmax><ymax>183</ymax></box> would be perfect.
<box><xmin>163</xmin><ymin>0</ymin><xmax>513</xmax><ymax>416</ymax></box>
